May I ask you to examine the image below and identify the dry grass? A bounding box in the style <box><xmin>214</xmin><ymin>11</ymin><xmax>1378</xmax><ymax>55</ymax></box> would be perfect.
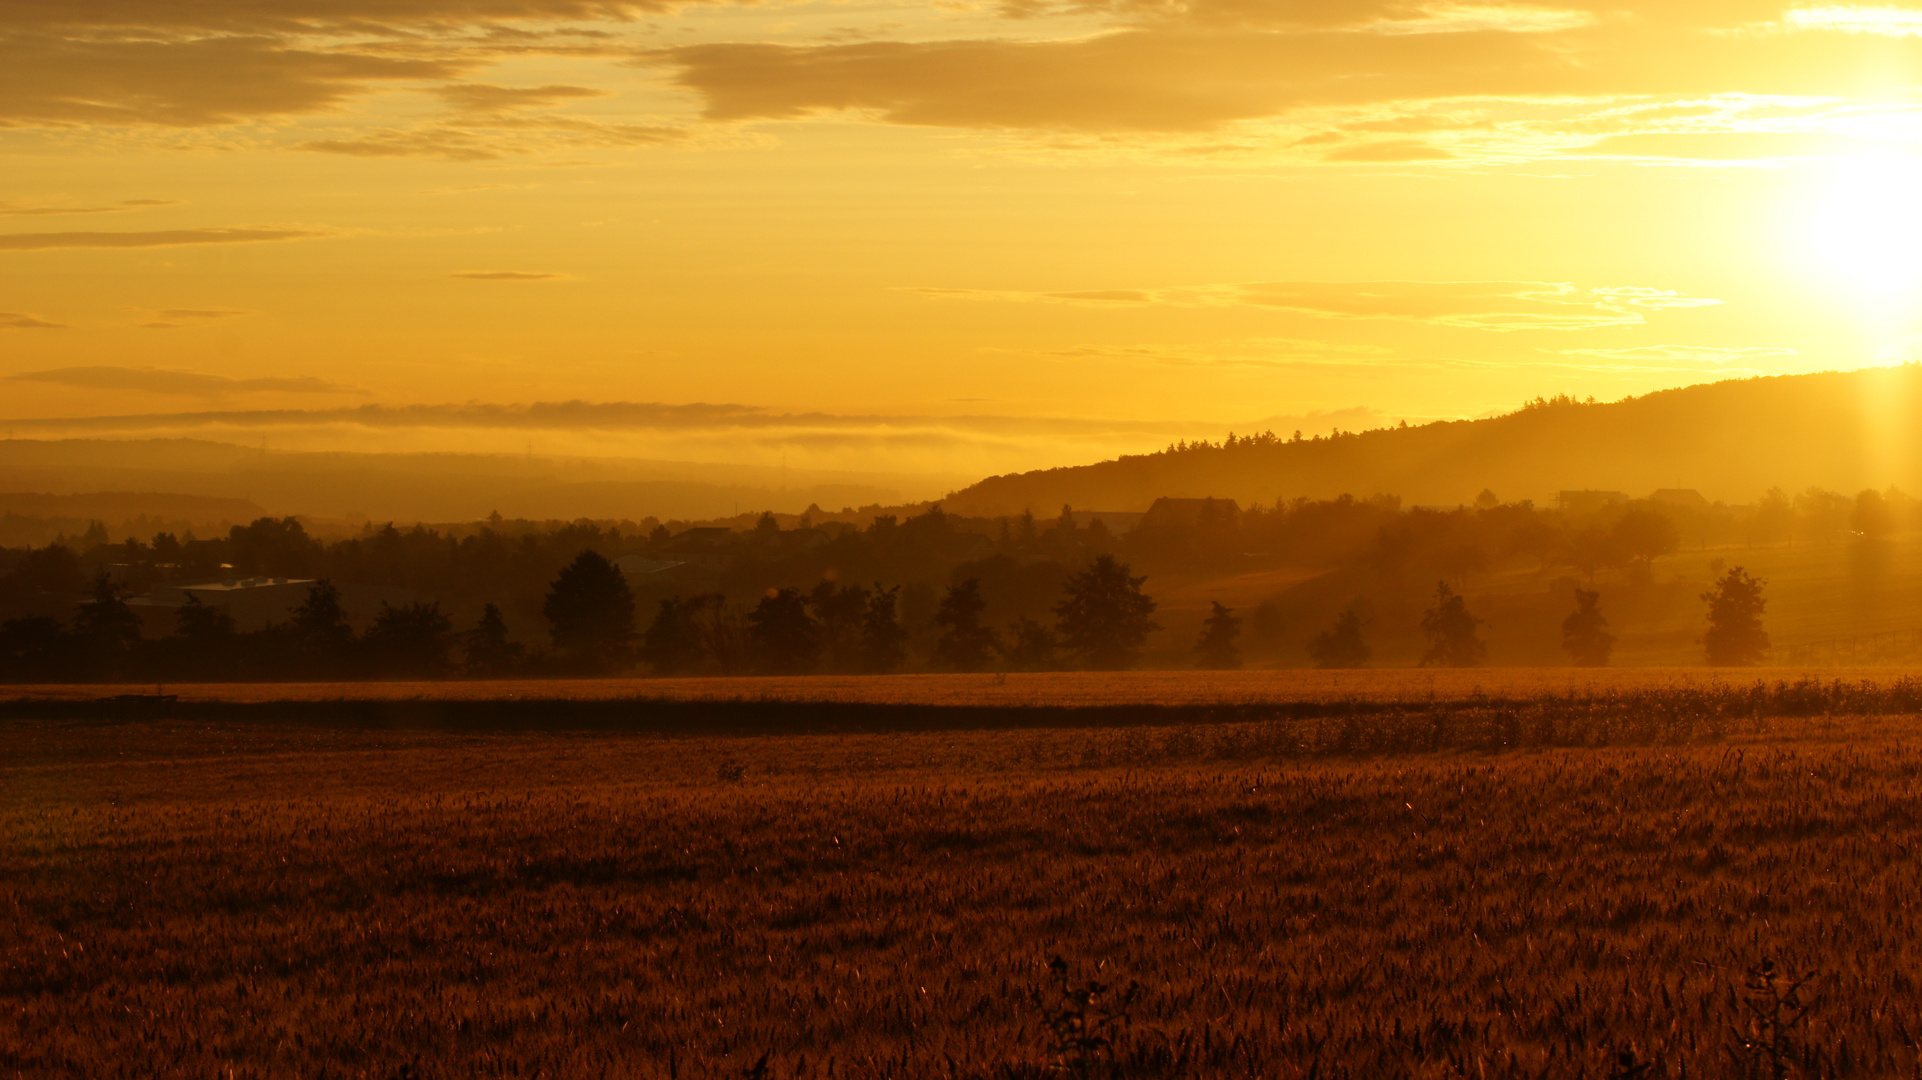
<box><xmin>15</xmin><ymin>665</ymin><xmax>1922</xmax><ymax>707</ymax></box>
<box><xmin>6</xmin><ymin>705</ymin><xmax>1922</xmax><ymax>1078</ymax></box>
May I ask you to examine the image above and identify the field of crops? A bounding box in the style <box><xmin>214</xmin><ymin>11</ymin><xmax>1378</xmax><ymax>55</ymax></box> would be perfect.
<box><xmin>13</xmin><ymin>665</ymin><xmax>1922</xmax><ymax>707</ymax></box>
<box><xmin>6</xmin><ymin>693</ymin><xmax>1922</xmax><ymax>1079</ymax></box>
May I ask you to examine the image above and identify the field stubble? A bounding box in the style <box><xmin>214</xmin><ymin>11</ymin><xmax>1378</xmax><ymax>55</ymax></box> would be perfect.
<box><xmin>4</xmin><ymin>694</ymin><xmax>1922</xmax><ymax>1078</ymax></box>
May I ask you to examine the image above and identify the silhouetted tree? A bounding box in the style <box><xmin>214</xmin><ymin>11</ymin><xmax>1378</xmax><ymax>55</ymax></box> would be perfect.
<box><xmin>641</xmin><ymin>596</ymin><xmax>705</xmax><ymax>676</ymax></box>
<box><xmin>1055</xmin><ymin>554</ymin><xmax>1159</xmax><ymax>670</ymax></box>
<box><xmin>1562</xmin><ymin>524</ymin><xmax>1617</xmax><ymax>583</ymax></box>
<box><xmin>859</xmin><ymin>585</ymin><xmax>907</xmax><ymax>673</ymax></box>
<box><xmin>73</xmin><ymin>571</ymin><xmax>143</xmax><ymax>677</ymax></box>
<box><xmin>1562</xmin><ymin>588</ymin><xmax>1614</xmax><ymax>667</ymax></box>
<box><xmin>173</xmin><ymin>595</ymin><xmax>234</xmax><ymax>644</ymax></box>
<box><xmin>171</xmin><ymin>595</ymin><xmax>236</xmax><ymax>680</ymax></box>
<box><xmin>364</xmin><ymin>600</ymin><xmax>454</xmax><ymax>677</ymax></box>
<box><xmin>748</xmin><ymin>587</ymin><xmax>819</xmax><ymax>674</ymax></box>
<box><xmin>1854</xmin><ymin>489</ymin><xmax>1894</xmax><ymax>539</ymax></box>
<box><xmin>1420</xmin><ymin>582</ymin><xmax>1485</xmax><ymax>667</ymax></box>
<box><xmin>1611</xmin><ymin>506</ymin><xmax>1679</xmax><ymax>573</ymax></box>
<box><xmin>289</xmin><ymin>579</ymin><xmax>356</xmax><ymax>676</ymax></box>
<box><xmin>754</xmin><ymin>511</ymin><xmax>780</xmax><ymax>545</ymax></box>
<box><xmin>227</xmin><ymin>516</ymin><xmax>323</xmax><ymax>577</ymax></box>
<box><xmin>933</xmin><ymin>578</ymin><xmax>999</xmax><ymax>673</ymax></box>
<box><xmin>687</xmin><ymin>594</ymin><xmax>749</xmax><ymax>674</ymax></box>
<box><xmin>462</xmin><ymin>602</ymin><xmax>523</xmax><ymax>676</ymax></box>
<box><xmin>809</xmin><ymin>582</ymin><xmax>871</xmax><ymax>673</ymax></box>
<box><xmin>1307</xmin><ymin>607</ymin><xmax>1370</xmax><ymax>669</ymax></box>
<box><xmin>1702</xmin><ymin>566</ymin><xmax>1769</xmax><ymax>666</ymax></box>
<box><xmin>543</xmin><ymin>551</ymin><xmax>636</xmax><ymax>673</ymax></box>
<box><xmin>1753</xmin><ymin>487</ymin><xmax>1793</xmax><ymax>547</ymax></box>
<box><xmin>1001</xmin><ymin>616</ymin><xmax>1059</xmax><ymax>672</ymax></box>
<box><xmin>1194</xmin><ymin>601</ymin><xmax>1241</xmax><ymax>670</ymax></box>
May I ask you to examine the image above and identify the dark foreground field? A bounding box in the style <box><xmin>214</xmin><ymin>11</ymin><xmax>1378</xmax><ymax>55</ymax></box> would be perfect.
<box><xmin>5</xmin><ymin>692</ymin><xmax>1922</xmax><ymax>1078</ymax></box>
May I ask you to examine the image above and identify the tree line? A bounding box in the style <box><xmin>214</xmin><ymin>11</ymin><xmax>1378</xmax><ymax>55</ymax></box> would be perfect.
<box><xmin>1293</xmin><ymin>565</ymin><xmax>1772</xmax><ymax>670</ymax></box>
<box><xmin>0</xmin><ymin>550</ymin><xmax>1170</xmax><ymax>682</ymax></box>
<box><xmin>0</xmin><ymin>487</ymin><xmax>1801</xmax><ymax>681</ymax></box>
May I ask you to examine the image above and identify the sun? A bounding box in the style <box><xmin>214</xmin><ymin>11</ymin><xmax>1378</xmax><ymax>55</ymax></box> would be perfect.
<box><xmin>1807</xmin><ymin>153</ymin><xmax>1922</xmax><ymax>310</ymax></box>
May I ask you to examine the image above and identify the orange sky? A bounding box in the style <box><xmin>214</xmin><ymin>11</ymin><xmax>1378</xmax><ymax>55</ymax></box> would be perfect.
<box><xmin>4</xmin><ymin>0</ymin><xmax>1922</xmax><ymax>477</ymax></box>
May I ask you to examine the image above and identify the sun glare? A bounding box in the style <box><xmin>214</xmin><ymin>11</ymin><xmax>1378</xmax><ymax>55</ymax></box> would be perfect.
<box><xmin>1807</xmin><ymin>154</ymin><xmax>1922</xmax><ymax>319</ymax></box>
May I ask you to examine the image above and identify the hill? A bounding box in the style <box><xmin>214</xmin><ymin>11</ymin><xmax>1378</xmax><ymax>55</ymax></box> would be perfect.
<box><xmin>944</xmin><ymin>366</ymin><xmax>1922</xmax><ymax>515</ymax></box>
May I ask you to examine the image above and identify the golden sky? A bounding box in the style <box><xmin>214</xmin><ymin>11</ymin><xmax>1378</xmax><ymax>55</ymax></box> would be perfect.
<box><xmin>4</xmin><ymin>0</ymin><xmax>1922</xmax><ymax>476</ymax></box>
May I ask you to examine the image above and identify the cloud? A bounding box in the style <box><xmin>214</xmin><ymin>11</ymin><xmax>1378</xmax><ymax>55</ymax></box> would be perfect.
<box><xmin>0</xmin><ymin>399</ymin><xmax>1241</xmax><ymax>439</ymax></box>
<box><xmin>637</xmin><ymin>2</ymin><xmax>1922</xmax><ymax>159</ymax></box>
<box><xmin>140</xmin><ymin>308</ymin><xmax>254</xmax><ymax>329</ymax></box>
<box><xmin>436</xmin><ymin>83</ymin><xmax>610</xmax><ymax>112</ymax></box>
<box><xmin>1041</xmin><ymin>289</ymin><xmax>1155</xmax><ymax>302</ymax></box>
<box><xmin>0</xmin><ymin>34</ymin><xmax>463</xmax><ymax>127</ymax></box>
<box><xmin>298</xmin><ymin>116</ymin><xmax>686</xmax><ymax>159</ymax></box>
<box><xmin>299</xmin><ymin>129</ymin><xmax>510</xmax><ymax>161</ymax></box>
<box><xmin>0</xmin><ymin>312</ymin><xmax>65</xmax><ymax>329</ymax></box>
<box><xmin>917</xmin><ymin>279</ymin><xmax>1722</xmax><ymax>330</ymax></box>
<box><xmin>0</xmin><ymin>3</ymin><xmax>659</xmax><ymax>135</ymax></box>
<box><xmin>1</xmin><ymin>1</ymin><xmax>664</xmax><ymax>33</ymax></box>
<box><xmin>0</xmin><ymin>227</ymin><xmax>322</xmax><ymax>251</ymax></box>
<box><xmin>157</xmin><ymin>308</ymin><xmax>250</xmax><ymax>320</ymax></box>
<box><xmin>1572</xmin><ymin>130</ymin><xmax>1906</xmax><ymax>160</ymax></box>
<box><xmin>451</xmin><ymin>271</ymin><xmax>568</xmax><ymax>279</ymax></box>
<box><xmin>6</xmin><ymin>366</ymin><xmax>364</xmax><ymax>397</ymax></box>
<box><xmin>1785</xmin><ymin>6</ymin><xmax>1922</xmax><ymax>36</ymax></box>
<box><xmin>0</xmin><ymin>199</ymin><xmax>183</xmax><ymax>217</ymax></box>
<box><xmin>6</xmin><ymin>0</ymin><xmax>1920</xmax><ymax>172</ymax></box>
<box><xmin>1222</xmin><ymin>281</ymin><xmax>1720</xmax><ymax>329</ymax></box>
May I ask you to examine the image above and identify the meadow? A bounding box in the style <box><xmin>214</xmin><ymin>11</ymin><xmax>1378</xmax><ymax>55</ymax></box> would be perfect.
<box><xmin>6</xmin><ymin>680</ymin><xmax>1922</xmax><ymax>1078</ymax></box>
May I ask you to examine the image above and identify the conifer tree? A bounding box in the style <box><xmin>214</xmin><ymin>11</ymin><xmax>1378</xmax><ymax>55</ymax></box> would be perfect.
<box><xmin>1194</xmin><ymin>601</ymin><xmax>1242</xmax><ymax>670</ymax></box>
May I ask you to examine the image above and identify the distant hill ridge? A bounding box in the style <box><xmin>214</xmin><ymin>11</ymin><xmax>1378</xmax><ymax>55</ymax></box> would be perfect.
<box><xmin>942</xmin><ymin>366</ymin><xmax>1922</xmax><ymax>516</ymax></box>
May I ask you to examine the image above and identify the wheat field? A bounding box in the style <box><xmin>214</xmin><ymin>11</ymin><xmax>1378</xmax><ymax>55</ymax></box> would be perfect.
<box><xmin>4</xmin><ymin>697</ymin><xmax>1922</xmax><ymax>1078</ymax></box>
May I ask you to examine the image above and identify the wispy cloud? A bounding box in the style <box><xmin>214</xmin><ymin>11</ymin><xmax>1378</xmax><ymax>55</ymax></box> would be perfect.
<box><xmin>139</xmin><ymin>308</ymin><xmax>253</xmax><ymax>329</ymax></box>
<box><xmin>7</xmin><ymin>366</ymin><xmax>365</xmax><ymax>397</ymax></box>
<box><xmin>435</xmin><ymin>83</ymin><xmax>610</xmax><ymax>113</ymax></box>
<box><xmin>915</xmin><ymin>280</ymin><xmax>1722</xmax><ymax>331</ymax></box>
<box><xmin>297</xmin><ymin>117</ymin><xmax>686</xmax><ymax>160</ymax></box>
<box><xmin>1034</xmin><ymin>337</ymin><xmax>1398</xmax><ymax>368</ymax></box>
<box><xmin>451</xmin><ymin>271</ymin><xmax>569</xmax><ymax>280</ymax></box>
<box><xmin>0</xmin><ymin>199</ymin><xmax>182</xmax><ymax>217</ymax></box>
<box><xmin>0</xmin><ymin>312</ymin><xmax>66</xmax><ymax>329</ymax></box>
<box><xmin>0</xmin><ymin>228</ymin><xmax>323</xmax><ymax>251</ymax></box>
